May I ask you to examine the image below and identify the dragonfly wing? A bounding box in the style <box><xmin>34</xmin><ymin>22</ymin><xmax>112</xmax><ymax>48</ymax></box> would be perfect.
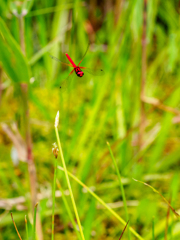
<box><xmin>59</xmin><ymin>69</ymin><xmax>75</xmax><ymax>92</ymax></box>
<box><xmin>49</xmin><ymin>54</ymin><xmax>73</xmax><ymax>67</ymax></box>
<box><xmin>80</xmin><ymin>67</ymin><xmax>104</xmax><ymax>76</ymax></box>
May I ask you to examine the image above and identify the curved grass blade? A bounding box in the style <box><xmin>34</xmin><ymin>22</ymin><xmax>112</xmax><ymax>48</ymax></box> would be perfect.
<box><xmin>11</xmin><ymin>212</ymin><xmax>22</xmax><ymax>240</ymax></box>
<box><xmin>58</xmin><ymin>166</ymin><xmax>144</xmax><ymax>240</ymax></box>
<box><xmin>133</xmin><ymin>178</ymin><xmax>180</xmax><ymax>217</ymax></box>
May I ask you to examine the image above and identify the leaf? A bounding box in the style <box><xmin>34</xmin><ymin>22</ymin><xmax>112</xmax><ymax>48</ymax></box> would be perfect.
<box><xmin>133</xmin><ymin>178</ymin><xmax>180</xmax><ymax>218</ymax></box>
<box><xmin>83</xmin><ymin>199</ymin><xmax>96</xmax><ymax>240</ymax></box>
<box><xmin>0</xmin><ymin>17</ymin><xmax>30</xmax><ymax>83</ymax></box>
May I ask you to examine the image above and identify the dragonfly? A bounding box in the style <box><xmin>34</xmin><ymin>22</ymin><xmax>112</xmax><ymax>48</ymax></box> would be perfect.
<box><xmin>50</xmin><ymin>44</ymin><xmax>104</xmax><ymax>90</ymax></box>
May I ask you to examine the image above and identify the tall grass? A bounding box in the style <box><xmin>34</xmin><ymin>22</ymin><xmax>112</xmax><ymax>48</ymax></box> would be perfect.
<box><xmin>0</xmin><ymin>0</ymin><xmax>180</xmax><ymax>239</ymax></box>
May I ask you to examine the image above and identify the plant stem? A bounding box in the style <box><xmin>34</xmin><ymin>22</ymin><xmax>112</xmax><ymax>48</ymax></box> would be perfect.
<box><xmin>56</xmin><ymin>179</ymin><xmax>82</xmax><ymax>240</ymax></box>
<box><xmin>139</xmin><ymin>0</ymin><xmax>147</xmax><ymax>160</ymax></box>
<box><xmin>21</xmin><ymin>83</ymin><xmax>37</xmax><ymax>209</ymax></box>
<box><xmin>11</xmin><ymin>212</ymin><xmax>22</xmax><ymax>240</ymax></box>
<box><xmin>19</xmin><ymin>13</ymin><xmax>38</xmax><ymax>213</ymax></box>
<box><xmin>25</xmin><ymin>215</ymin><xmax>29</xmax><ymax>240</ymax></box>
<box><xmin>51</xmin><ymin>158</ymin><xmax>57</xmax><ymax>240</ymax></box>
<box><xmin>0</xmin><ymin>66</ymin><xmax>2</xmax><ymax>106</ymax></box>
<box><xmin>58</xmin><ymin>166</ymin><xmax>144</xmax><ymax>240</ymax></box>
<box><xmin>55</xmin><ymin>126</ymin><xmax>85</xmax><ymax>240</ymax></box>
<box><xmin>107</xmin><ymin>142</ymin><xmax>131</xmax><ymax>240</ymax></box>
<box><xmin>33</xmin><ymin>203</ymin><xmax>38</xmax><ymax>240</ymax></box>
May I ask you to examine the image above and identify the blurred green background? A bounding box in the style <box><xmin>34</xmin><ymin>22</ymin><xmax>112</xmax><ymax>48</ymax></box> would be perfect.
<box><xmin>0</xmin><ymin>0</ymin><xmax>180</xmax><ymax>239</ymax></box>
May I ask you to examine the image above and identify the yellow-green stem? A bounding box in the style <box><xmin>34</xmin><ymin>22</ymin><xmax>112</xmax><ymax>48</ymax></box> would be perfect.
<box><xmin>56</xmin><ymin>179</ymin><xmax>82</xmax><ymax>240</ymax></box>
<box><xmin>58</xmin><ymin>166</ymin><xmax>144</xmax><ymax>240</ymax></box>
<box><xmin>55</xmin><ymin>127</ymin><xmax>85</xmax><ymax>240</ymax></box>
<box><xmin>107</xmin><ymin>142</ymin><xmax>131</xmax><ymax>240</ymax></box>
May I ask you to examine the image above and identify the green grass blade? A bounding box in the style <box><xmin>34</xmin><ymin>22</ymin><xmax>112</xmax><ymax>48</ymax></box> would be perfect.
<box><xmin>33</xmin><ymin>203</ymin><xmax>38</xmax><ymax>240</ymax></box>
<box><xmin>107</xmin><ymin>142</ymin><xmax>131</xmax><ymax>240</ymax></box>
<box><xmin>83</xmin><ymin>199</ymin><xmax>96</xmax><ymax>240</ymax></box>
<box><xmin>58</xmin><ymin>166</ymin><xmax>144</xmax><ymax>240</ymax></box>
<box><xmin>56</xmin><ymin>179</ymin><xmax>82</xmax><ymax>240</ymax></box>
<box><xmin>54</xmin><ymin>111</ymin><xmax>85</xmax><ymax>240</ymax></box>
<box><xmin>0</xmin><ymin>17</ymin><xmax>30</xmax><ymax>83</ymax></box>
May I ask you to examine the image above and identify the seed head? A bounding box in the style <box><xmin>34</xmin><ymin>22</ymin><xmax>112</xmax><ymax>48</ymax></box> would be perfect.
<box><xmin>55</xmin><ymin>111</ymin><xmax>59</xmax><ymax>127</ymax></box>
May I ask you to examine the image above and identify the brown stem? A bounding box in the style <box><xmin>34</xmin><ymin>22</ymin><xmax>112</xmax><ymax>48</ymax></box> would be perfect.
<box><xmin>139</xmin><ymin>0</ymin><xmax>147</xmax><ymax>161</ymax></box>
<box><xmin>19</xmin><ymin>13</ymin><xmax>36</xmax><ymax>208</ymax></box>
<box><xmin>20</xmin><ymin>84</ymin><xmax>43</xmax><ymax>240</ymax></box>
<box><xmin>11</xmin><ymin>212</ymin><xmax>23</xmax><ymax>240</ymax></box>
<box><xmin>19</xmin><ymin>14</ymin><xmax>43</xmax><ymax>240</ymax></box>
<box><xmin>20</xmin><ymin>83</ymin><xmax>37</xmax><ymax>205</ymax></box>
<box><xmin>0</xmin><ymin>66</ymin><xmax>2</xmax><ymax>106</ymax></box>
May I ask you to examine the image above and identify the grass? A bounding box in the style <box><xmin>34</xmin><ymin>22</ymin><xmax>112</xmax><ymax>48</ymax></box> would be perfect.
<box><xmin>55</xmin><ymin>111</ymin><xmax>85</xmax><ymax>240</ymax></box>
<box><xmin>0</xmin><ymin>0</ymin><xmax>180</xmax><ymax>240</ymax></box>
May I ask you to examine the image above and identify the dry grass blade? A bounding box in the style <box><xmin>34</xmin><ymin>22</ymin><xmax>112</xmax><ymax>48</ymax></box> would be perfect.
<box><xmin>11</xmin><ymin>212</ymin><xmax>23</xmax><ymax>240</ymax></box>
<box><xmin>119</xmin><ymin>220</ymin><xmax>129</xmax><ymax>240</ymax></box>
<box><xmin>142</xmin><ymin>96</ymin><xmax>180</xmax><ymax>116</ymax></box>
<box><xmin>133</xmin><ymin>178</ymin><xmax>180</xmax><ymax>217</ymax></box>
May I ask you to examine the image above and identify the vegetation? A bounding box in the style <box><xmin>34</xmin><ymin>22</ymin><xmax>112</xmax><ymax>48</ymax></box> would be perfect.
<box><xmin>0</xmin><ymin>0</ymin><xmax>180</xmax><ymax>239</ymax></box>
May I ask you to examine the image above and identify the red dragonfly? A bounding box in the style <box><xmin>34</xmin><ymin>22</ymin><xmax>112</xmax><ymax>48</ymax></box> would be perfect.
<box><xmin>50</xmin><ymin>45</ymin><xmax>104</xmax><ymax>90</ymax></box>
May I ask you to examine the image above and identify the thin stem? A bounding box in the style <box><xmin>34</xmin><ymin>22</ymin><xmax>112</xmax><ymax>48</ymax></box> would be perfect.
<box><xmin>58</xmin><ymin>166</ymin><xmax>144</xmax><ymax>240</ymax></box>
<box><xmin>19</xmin><ymin>13</ymin><xmax>37</xmax><ymax>211</ymax></box>
<box><xmin>55</xmin><ymin>127</ymin><xmax>85</xmax><ymax>240</ymax></box>
<box><xmin>33</xmin><ymin>203</ymin><xmax>38</xmax><ymax>240</ymax></box>
<box><xmin>11</xmin><ymin>212</ymin><xmax>22</xmax><ymax>240</ymax></box>
<box><xmin>21</xmin><ymin>83</ymin><xmax>37</xmax><ymax>208</ymax></box>
<box><xmin>0</xmin><ymin>66</ymin><xmax>2</xmax><ymax>106</ymax></box>
<box><xmin>139</xmin><ymin>0</ymin><xmax>147</xmax><ymax>160</ymax></box>
<box><xmin>107</xmin><ymin>142</ymin><xmax>131</xmax><ymax>240</ymax></box>
<box><xmin>51</xmin><ymin>158</ymin><xmax>58</xmax><ymax>240</ymax></box>
<box><xmin>25</xmin><ymin>215</ymin><xmax>29</xmax><ymax>240</ymax></box>
<box><xmin>56</xmin><ymin>179</ymin><xmax>82</xmax><ymax>240</ymax></box>
<box><xmin>119</xmin><ymin>220</ymin><xmax>129</xmax><ymax>240</ymax></box>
